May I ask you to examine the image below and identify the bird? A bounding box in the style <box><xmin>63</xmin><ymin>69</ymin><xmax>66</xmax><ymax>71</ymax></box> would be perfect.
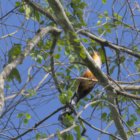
<box><xmin>59</xmin><ymin>51</ymin><xmax>102</xmax><ymax>119</ymax></box>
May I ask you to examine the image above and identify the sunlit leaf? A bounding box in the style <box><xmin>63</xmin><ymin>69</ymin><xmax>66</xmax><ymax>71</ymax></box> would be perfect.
<box><xmin>102</xmin><ymin>0</ymin><xmax>107</xmax><ymax>4</ymax></box>
<box><xmin>25</xmin><ymin>113</ymin><xmax>32</xmax><ymax>120</ymax></box>
<box><xmin>23</xmin><ymin>3</ymin><xmax>32</xmax><ymax>19</ymax></box>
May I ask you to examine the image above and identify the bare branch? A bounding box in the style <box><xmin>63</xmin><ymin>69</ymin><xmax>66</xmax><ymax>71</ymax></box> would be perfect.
<box><xmin>79</xmin><ymin>117</ymin><xmax>122</xmax><ymax>140</ymax></box>
<box><xmin>12</xmin><ymin>106</ymin><xmax>65</xmax><ymax>140</ymax></box>
<box><xmin>47</xmin><ymin>0</ymin><xmax>128</xmax><ymax>139</ymax></box>
<box><xmin>50</xmin><ymin>32</ymin><xmax>62</xmax><ymax>94</ymax></box>
<box><xmin>0</xmin><ymin>27</ymin><xmax>61</xmax><ymax>115</ymax></box>
<box><xmin>46</xmin><ymin>124</ymin><xmax>76</xmax><ymax>140</ymax></box>
<box><xmin>23</xmin><ymin>0</ymin><xmax>57</xmax><ymax>24</ymax></box>
<box><xmin>1</xmin><ymin>27</ymin><xmax>61</xmax><ymax>79</ymax></box>
<box><xmin>78</xmin><ymin>30</ymin><xmax>140</xmax><ymax>59</ymax></box>
<box><xmin>121</xmin><ymin>85</ymin><xmax>140</xmax><ymax>91</ymax></box>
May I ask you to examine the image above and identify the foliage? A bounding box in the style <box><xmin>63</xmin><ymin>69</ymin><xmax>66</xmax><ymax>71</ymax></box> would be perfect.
<box><xmin>0</xmin><ymin>0</ymin><xmax>140</xmax><ymax>140</ymax></box>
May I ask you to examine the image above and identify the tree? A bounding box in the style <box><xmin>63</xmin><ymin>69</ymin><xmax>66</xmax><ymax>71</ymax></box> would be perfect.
<box><xmin>0</xmin><ymin>0</ymin><xmax>140</xmax><ymax>139</ymax></box>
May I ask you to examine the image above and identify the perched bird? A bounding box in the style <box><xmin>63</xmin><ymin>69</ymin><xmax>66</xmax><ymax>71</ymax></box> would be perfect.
<box><xmin>59</xmin><ymin>51</ymin><xmax>102</xmax><ymax>118</ymax></box>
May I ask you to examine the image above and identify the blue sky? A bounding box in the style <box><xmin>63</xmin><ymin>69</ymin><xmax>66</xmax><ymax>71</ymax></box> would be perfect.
<box><xmin>0</xmin><ymin>0</ymin><xmax>140</xmax><ymax>140</ymax></box>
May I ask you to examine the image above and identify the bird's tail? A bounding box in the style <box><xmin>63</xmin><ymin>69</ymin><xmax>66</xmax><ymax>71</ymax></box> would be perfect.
<box><xmin>70</xmin><ymin>91</ymin><xmax>79</xmax><ymax>106</ymax></box>
<box><xmin>59</xmin><ymin>92</ymin><xmax>79</xmax><ymax>121</ymax></box>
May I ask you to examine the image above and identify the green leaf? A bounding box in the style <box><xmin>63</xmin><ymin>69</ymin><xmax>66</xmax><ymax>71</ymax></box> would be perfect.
<box><xmin>57</xmin><ymin>131</ymin><xmax>63</xmax><ymax>140</ymax></box>
<box><xmin>81</xmin><ymin>38</ymin><xmax>88</xmax><ymax>43</ymax></box>
<box><xmin>127</xmin><ymin>119</ymin><xmax>134</xmax><ymax>127</ymax></box>
<box><xmin>59</xmin><ymin>92</ymin><xmax>67</xmax><ymax>104</ymax></box>
<box><xmin>101</xmin><ymin>112</ymin><xmax>107</xmax><ymax>121</ymax></box>
<box><xmin>61</xmin><ymin>133</ymin><xmax>73</xmax><ymax>140</ymax></box>
<box><xmin>54</xmin><ymin>54</ymin><xmax>60</xmax><ymax>59</ymax></box>
<box><xmin>17</xmin><ymin>113</ymin><xmax>24</xmax><ymax>118</ymax></box>
<box><xmin>130</xmin><ymin>114</ymin><xmax>137</xmax><ymax>122</ymax></box>
<box><xmin>36</xmin><ymin>133</ymin><xmax>46</xmax><ymax>140</ymax></box>
<box><xmin>74</xmin><ymin>126</ymin><xmax>81</xmax><ymax>140</ymax></box>
<box><xmin>104</xmin><ymin>11</ymin><xmax>108</xmax><ymax>16</ymax></box>
<box><xmin>36</xmin><ymin>133</ymin><xmax>41</xmax><ymax>140</ymax></box>
<box><xmin>69</xmin><ymin>54</ymin><xmax>75</xmax><ymax>62</ymax></box>
<box><xmin>25</xmin><ymin>113</ymin><xmax>32</xmax><ymax>120</ymax></box>
<box><xmin>104</xmin><ymin>23</ymin><xmax>109</xmax><ymax>29</ymax></box>
<box><xmin>8</xmin><ymin>44</ymin><xmax>21</xmax><ymax>62</ymax></box>
<box><xmin>102</xmin><ymin>0</ymin><xmax>107</xmax><ymax>4</ymax></box>
<box><xmin>103</xmin><ymin>23</ymin><xmax>111</xmax><ymax>33</ymax></box>
<box><xmin>59</xmin><ymin>89</ymin><xmax>73</xmax><ymax>104</ymax></box>
<box><xmin>17</xmin><ymin>2</ymin><xmax>24</xmax><ymax>13</ymax></box>
<box><xmin>37</xmin><ymin>55</ymin><xmax>43</xmax><ymax>63</ymax></box>
<box><xmin>132</xmin><ymin>45</ymin><xmax>138</xmax><ymax>51</ymax></box>
<box><xmin>97</xmin><ymin>20</ymin><xmax>102</xmax><ymax>25</ymax></box>
<box><xmin>8</xmin><ymin>68</ymin><xmax>21</xmax><ymax>83</ymax></box>
<box><xmin>120</xmin><ymin>56</ymin><xmax>125</xmax><ymax>63</ymax></box>
<box><xmin>67</xmin><ymin>134</ymin><xmax>73</xmax><ymax>140</ymax></box>
<box><xmin>80</xmin><ymin>137</ymin><xmax>86</xmax><ymax>140</ymax></box>
<box><xmin>126</xmin><ymin>114</ymin><xmax>137</xmax><ymax>127</ymax></box>
<box><xmin>98</xmin><ymin>48</ymin><xmax>105</xmax><ymax>64</ymax></box>
<box><xmin>79</xmin><ymin>47</ymin><xmax>86</xmax><ymax>59</ymax></box>
<box><xmin>135</xmin><ymin>59</ymin><xmax>140</xmax><ymax>72</ymax></box>
<box><xmin>15</xmin><ymin>1</ymin><xmax>21</xmax><ymax>7</ymax></box>
<box><xmin>24</xmin><ymin>118</ymin><xmax>29</xmax><ymax>124</ymax></box>
<box><xmin>110</xmin><ymin>65</ymin><xmax>116</xmax><ymax>74</ymax></box>
<box><xmin>113</xmin><ymin>13</ymin><xmax>122</xmax><ymax>20</ymax></box>
<box><xmin>74</xmin><ymin>38</ymin><xmax>80</xmax><ymax>43</ymax></box>
<box><xmin>70</xmin><ymin>0</ymin><xmax>86</xmax><ymax>26</ymax></box>
<box><xmin>137</xmin><ymin>128</ymin><xmax>140</xmax><ymax>132</ymax></box>
<box><xmin>61</xmin><ymin>115</ymin><xmax>74</xmax><ymax>127</ymax></box>
<box><xmin>67</xmin><ymin>90</ymin><xmax>73</xmax><ymax>99</ymax></box>
<box><xmin>98</xmin><ymin>28</ymin><xmax>104</xmax><ymax>34</ymax></box>
<box><xmin>26</xmin><ymin>89</ymin><xmax>36</xmax><ymax>98</ymax></box>
<box><xmin>136</xmin><ymin>108</ymin><xmax>140</xmax><ymax>115</ymax></box>
<box><xmin>32</xmin><ymin>11</ymin><xmax>40</xmax><ymax>22</ymax></box>
<box><xmin>5</xmin><ymin>84</ymin><xmax>10</xmax><ymax>90</ymax></box>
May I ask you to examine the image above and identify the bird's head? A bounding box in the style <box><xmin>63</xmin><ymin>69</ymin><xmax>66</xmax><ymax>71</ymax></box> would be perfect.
<box><xmin>92</xmin><ymin>51</ymin><xmax>102</xmax><ymax>69</ymax></box>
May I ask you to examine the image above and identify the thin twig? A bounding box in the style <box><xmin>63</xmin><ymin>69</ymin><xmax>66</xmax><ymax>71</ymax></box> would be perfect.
<box><xmin>50</xmin><ymin>32</ymin><xmax>62</xmax><ymax>94</ymax></box>
<box><xmin>79</xmin><ymin>30</ymin><xmax>140</xmax><ymax>59</ymax></box>
<box><xmin>23</xmin><ymin>0</ymin><xmax>57</xmax><ymax>24</ymax></box>
<box><xmin>12</xmin><ymin>106</ymin><xmax>65</xmax><ymax>140</ymax></box>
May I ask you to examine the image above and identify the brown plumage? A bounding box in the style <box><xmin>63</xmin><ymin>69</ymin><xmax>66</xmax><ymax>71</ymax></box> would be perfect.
<box><xmin>59</xmin><ymin>51</ymin><xmax>102</xmax><ymax>118</ymax></box>
<box><xmin>71</xmin><ymin>51</ymin><xmax>102</xmax><ymax>105</ymax></box>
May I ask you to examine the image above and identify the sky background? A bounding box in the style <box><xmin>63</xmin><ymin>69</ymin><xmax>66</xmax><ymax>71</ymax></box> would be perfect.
<box><xmin>0</xmin><ymin>0</ymin><xmax>140</xmax><ymax>140</ymax></box>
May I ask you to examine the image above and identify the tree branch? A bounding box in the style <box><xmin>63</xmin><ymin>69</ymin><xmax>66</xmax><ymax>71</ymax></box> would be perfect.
<box><xmin>12</xmin><ymin>106</ymin><xmax>65</xmax><ymax>140</ymax></box>
<box><xmin>46</xmin><ymin>123</ymin><xmax>76</xmax><ymax>140</ymax></box>
<box><xmin>79</xmin><ymin>117</ymin><xmax>122</xmax><ymax>140</ymax></box>
<box><xmin>24</xmin><ymin>0</ymin><xmax>57</xmax><ymax>24</ymax></box>
<box><xmin>0</xmin><ymin>27</ymin><xmax>61</xmax><ymax>116</ymax></box>
<box><xmin>121</xmin><ymin>85</ymin><xmax>140</xmax><ymax>91</ymax></box>
<box><xmin>47</xmin><ymin>0</ymin><xmax>128</xmax><ymax>139</ymax></box>
<box><xmin>78</xmin><ymin>30</ymin><xmax>140</xmax><ymax>59</ymax></box>
<box><xmin>50</xmin><ymin>32</ymin><xmax>62</xmax><ymax>94</ymax></box>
